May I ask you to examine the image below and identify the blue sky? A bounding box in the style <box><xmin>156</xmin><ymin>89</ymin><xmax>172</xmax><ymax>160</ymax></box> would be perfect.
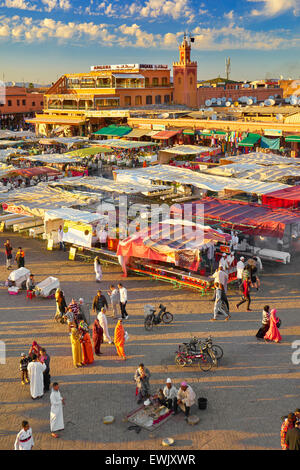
<box><xmin>0</xmin><ymin>0</ymin><xmax>299</xmax><ymax>83</ymax></box>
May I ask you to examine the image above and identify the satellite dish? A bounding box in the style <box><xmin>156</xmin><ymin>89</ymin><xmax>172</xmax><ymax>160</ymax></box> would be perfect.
<box><xmin>290</xmin><ymin>96</ymin><xmax>298</xmax><ymax>105</ymax></box>
<box><xmin>228</xmin><ymin>97</ymin><xmax>232</xmax><ymax>102</ymax></box>
<box><xmin>211</xmin><ymin>98</ymin><xmax>216</xmax><ymax>103</ymax></box>
<box><xmin>276</xmin><ymin>114</ymin><xmax>283</xmax><ymax>121</ymax></box>
<box><xmin>225</xmin><ymin>101</ymin><xmax>231</xmax><ymax>107</ymax></box>
<box><xmin>269</xmin><ymin>96</ymin><xmax>274</xmax><ymax>100</ymax></box>
<box><xmin>211</xmin><ymin>114</ymin><xmax>217</xmax><ymax>120</ymax></box>
<box><xmin>208</xmin><ymin>107</ymin><xmax>214</xmax><ymax>112</ymax></box>
<box><xmin>11</xmin><ymin>81</ymin><xmax>16</xmax><ymax>87</ymax></box>
<box><xmin>285</xmin><ymin>97</ymin><xmax>290</xmax><ymax>103</ymax></box>
<box><xmin>234</xmin><ymin>101</ymin><xmax>239</xmax><ymax>107</ymax></box>
<box><xmin>216</xmin><ymin>99</ymin><xmax>222</xmax><ymax>106</ymax></box>
<box><xmin>260</xmin><ymin>102</ymin><xmax>265</xmax><ymax>107</ymax></box>
<box><xmin>205</xmin><ymin>99</ymin><xmax>211</xmax><ymax>107</ymax></box>
<box><xmin>264</xmin><ymin>99</ymin><xmax>272</xmax><ymax>106</ymax></box>
<box><xmin>247</xmin><ymin>99</ymin><xmax>253</xmax><ymax>105</ymax></box>
<box><xmin>221</xmin><ymin>97</ymin><xmax>226</xmax><ymax>102</ymax></box>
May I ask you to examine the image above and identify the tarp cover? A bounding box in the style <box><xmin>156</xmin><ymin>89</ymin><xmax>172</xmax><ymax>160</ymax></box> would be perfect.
<box><xmin>193</xmin><ymin>197</ymin><xmax>300</xmax><ymax>237</ymax></box>
<box><xmin>44</xmin><ymin>208</ymin><xmax>104</xmax><ymax>224</ymax></box>
<box><xmin>152</xmin><ymin>130</ymin><xmax>181</xmax><ymax>140</ymax></box>
<box><xmin>223</xmin><ymin>152</ymin><xmax>300</xmax><ymax>166</ymax></box>
<box><xmin>8</xmin><ymin>167</ymin><xmax>61</xmax><ymax>178</ymax></box>
<box><xmin>262</xmin><ymin>186</ymin><xmax>300</xmax><ymax>209</ymax></box>
<box><xmin>161</xmin><ymin>145</ymin><xmax>221</xmax><ymax>155</ymax></box>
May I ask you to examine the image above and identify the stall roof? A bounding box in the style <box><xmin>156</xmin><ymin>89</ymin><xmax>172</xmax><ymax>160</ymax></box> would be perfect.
<box><xmin>1</xmin><ymin>184</ymin><xmax>98</xmax><ymax>218</ymax></box>
<box><xmin>161</xmin><ymin>145</ymin><xmax>221</xmax><ymax>155</ymax></box>
<box><xmin>0</xmin><ymin>140</ymin><xmax>26</xmax><ymax>147</ymax></box>
<box><xmin>0</xmin><ymin>148</ymin><xmax>27</xmax><ymax>160</ymax></box>
<box><xmin>0</xmin><ymin>130</ymin><xmax>37</xmax><ymax>139</ymax></box>
<box><xmin>22</xmin><ymin>153</ymin><xmax>80</xmax><ymax>164</ymax></box>
<box><xmin>205</xmin><ymin>163</ymin><xmax>261</xmax><ymax>177</ymax></box>
<box><xmin>125</xmin><ymin>129</ymin><xmax>149</xmax><ymax>139</ymax></box>
<box><xmin>91</xmin><ymin>139</ymin><xmax>156</xmax><ymax>149</ymax></box>
<box><xmin>93</xmin><ymin>125</ymin><xmax>132</xmax><ymax>137</ymax></box>
<box><xmin>223</xmin><ymin>152</ymin><xmax>300</xmax><ymax>166</ymax></box>
<box><xmin>8</xmin><ymin>167</ymin><xmax>61</xmax><ymax>178</ymax></box>
<box><xmin>50</xmin><ymin>175</ymin><xmax>169</xmax><ymax>195</ymax></box>
<box><xmin>285</xmin><ymin>135</ymin><xmax>300</xmax><ymax>143</ymax></box>
<box><xmin>39</xmin><ymin>137</ymin><xmax>87</xmax><ymax>146</ymax></box>
<box><xmin>238</xmin><ymin>133</ymin><xmax>261</xmax><ymax>147</ymax></box>
<box><xmin>195</xmin><ymin>197</ymin><xmax>300</xmax><ymax>237</ymax></box>
<box><xmin>115</xmin><ymin>165</ymin><xmax>290</xmax><ymax>195</ymax></box>
<box><xmin>44</xmin><ymin>207</ymin><xmax>104</xmax><ymax>224</ymax></box>
<box><xmin>262</xmin><ymin>186</ymin><xmax>300</xmax><ymax>209</ymax></box>
<box><xmin>152</xmin><ymin>130</ymin><xmax>181</xmax><ymax>140</ymax></box>
<box><xmin>26</xmin><ymin>115</ymin><xmax>86</xmax><ymax>125</ymax></box>
<box><xmin>66</xmin><ymin>147</ymin><xmax>113</xmax><ymax>157</ymax></box>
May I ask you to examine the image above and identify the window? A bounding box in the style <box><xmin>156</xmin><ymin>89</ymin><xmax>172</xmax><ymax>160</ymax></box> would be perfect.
<box><xmin>146</xmin><ymin>95</ymin><xmax>152</xmax><ymax>105</ymax></box>
<box><xmin>40</xmin><ymin>101</ymin><xmax>43</xmax><ymax>105</ymax></box>
<box><xmin>145</xmin><ymin>77</ymin><xmax>150</xmax><ymax>87</ymax></box>
<box><xmin>135</xmin><ymin>96</ymin><xmax>142</xmax><ymax>106</ymax></box>
<box><xmin>124</xmin><ymin>96</ymin><xmax>131</xmax><ymax>106</ymax></box>
<box><xmin>155</xmin><ymin>95</ymin><xmax>161</xmax><ymax>104</ymax></box>
<box><xmin>17</xmin><ymin>100</ymin><xmax>20</xmax><ymax>106</ymax></box>
<box><xmin>8</xmin><ymin>100</ymin><xmax>12</xmax><ymax>106</ymax></box>
<box><xmin>178</xmin><ymin>77</ymin><xmax>181</xmax><ymax>85</ymax></box>
<box><xmin>190</xmin><ymin>77</ymin><xmax>193</xmax><ymax>85</ymax></box>
<box><xmin>164</xmin><ymin>95</ymin><xmax>170</xmax><ymax>104</ymax></box>
<box><xmin>32</xmin><ymin>102</ymin><xmax>35</xmax><ymax>106</ymax></box>
<box><xmin>152</xmin><ymin>77</ymin><xmax>159</xmax><ymax>86</ymax></box>
<box><xmin>22</xmin><ymin>100</ymin><xmax>26</xmax><ymax>105</ymax></box>
<box><xmin>162</xmin><ymin>77</ymin><xmax>168</xmax><ymax>86</ymax></box>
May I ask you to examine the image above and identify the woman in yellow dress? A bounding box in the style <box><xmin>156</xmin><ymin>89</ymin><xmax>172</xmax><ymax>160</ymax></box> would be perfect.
<box><xmin>70</xmin><ymin>327</ymin><xmax>83</xmax><ymax>367</ymax></box>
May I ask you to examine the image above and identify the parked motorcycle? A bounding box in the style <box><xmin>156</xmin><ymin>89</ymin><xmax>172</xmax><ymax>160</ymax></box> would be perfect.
<box><xmin>144</xmin><ymin>304</ymin><xmax>173</xmax><ymax>331</ymax></box>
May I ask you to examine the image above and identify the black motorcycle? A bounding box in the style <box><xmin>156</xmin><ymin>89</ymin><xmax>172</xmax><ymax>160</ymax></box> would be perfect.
<box><xmin>144</xmin><ymin>304</ymin><xmax>173</xmax><ymax>331</ymax></box>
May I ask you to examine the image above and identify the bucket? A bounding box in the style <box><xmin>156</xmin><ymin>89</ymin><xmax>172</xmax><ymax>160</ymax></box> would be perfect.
<box><xmin>198</xmin><ymin>397</ymin><xmax>207</xmax><ymax>410</ymax></box>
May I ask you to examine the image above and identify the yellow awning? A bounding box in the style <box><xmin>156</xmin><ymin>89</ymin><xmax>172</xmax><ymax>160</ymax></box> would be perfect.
<box><xmin>26</xmin><ymin>115</ymin><xmax>86</xmax><ymax>125</ymax></box>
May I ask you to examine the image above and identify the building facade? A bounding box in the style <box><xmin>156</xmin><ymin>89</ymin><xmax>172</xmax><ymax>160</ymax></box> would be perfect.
<box><xmin>0</xmin><ymin>86</ymin><xmax>44</xmax><ymax>129</ymax></box>
<box><xmin>173</xmin><ymin>35</ymin><xmax>198</xmax><ymax>108</ymax></box>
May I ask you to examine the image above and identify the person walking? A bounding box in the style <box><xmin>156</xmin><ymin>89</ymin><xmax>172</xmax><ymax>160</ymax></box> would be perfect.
<box><xmin>114</xmin><ymin>319</ymin><xmax>126</xmax><ymax>361</ymax></box>
<box><xmin>54</xmin><ymin>289</ymin><xmax>67</xmax><ymax>322</ymax></box>
<box><xmin>118</xmin><ymin>283</ymin><xmax>128</xmax><ymax>319</ymax></box>
<box><xmin>4</xmin><ymin>239</ymin><xmax>13</xmax><ymax>270</ymax></box>
<box><xmin>50</xmin><ymin>382</ymin><xmax>65</xmax><ymax>439</ymax></box>
<box><xmin>236</xmin><ymin>278</ymin><xmax>252</xmax><ymax>311</ymax></box>
<box><xmin>19</xmin><ymin>353</ymin><xmax>29</xmax><ymax>386</ymax></box>
<box><xmin>281</xmin><ymin>413</ymin><xmax>296</xmax><ymax>450</ymax></box>
<box><xmin>40</xmin><ymin>348</ymin><xmax>51</xmax><ymax>392</ymax></box>
<box><xmin>78</xmin><ymin>320</ymin><xmax>94</xmax><ymax>365</ymax></box>
<box><xmin>97</xmin><ymin>308</ymin><xmax>112</xmax><ymax>344</ymax></box>
<box><xmin>94</xmin><ymin>256</ymin><xmax>102</xmax><ymax>283</ymax></box>
<box><xmin>92</xmin><ymin>317</ymin><xmax>103</xmax><ymax>356</ymax></box>
<box><xmin>236</xmin><ymin>256</ymin><xmax>245</xmax><ymax>287</ymax></box>
<box><xmin>285</xmin><ymin>421</ymin><xmax>300</xmax><ymax>450</ymax></box>
<box><xmin>108</xmin><ymin>285</ymin><xmax>119</xmax><ymax>319</ymax></box>
<box><xmin>92</xmin><ymin>290</ymin><xmax>108</xmax><ymax>315</ymax></box>
<box><xmin>27</xmin><ymin>354</ymin><xmax>46</xmax><ymax>399</ymax></box>
<box><xmin>134</xmin><ymin>363</ymin><xmax>151</xmax><ymax>404</ymax></box>
<box><xmin>15</xmin><ymin>247</ymin><xmax>25</xmax><ymax>268</ymax></box>
<box><xmin>264</xmin><ymin>309</ymin><xmax>282</xmax><ymax>343</ymax></box>
<box><xmin>14</xmin><ymin>421</ymin><xmax>34</xmax><ymax>450</ymax></box>
<box><xmin>211</xmin><ymin>282</ymin><xmax>230</xmax><ymax>321</ymax></box>
<box><xmin>57</xmin><ymin>225</ymin><xmax>66</xmax><ymax>252</ymax></box>
<box><xmin>256</xmin><ymin>305</ymin><xmax>270</xmax><ymax>339</ymax></box>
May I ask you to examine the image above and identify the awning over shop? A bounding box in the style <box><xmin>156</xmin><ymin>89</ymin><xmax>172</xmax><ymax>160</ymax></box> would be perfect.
<box><xmin>44</xmin><ymin>208</ymin><xmax>103</xmax><ymax>224</ymax></box>
<box><xmin>112</xmin><ymin>74</ymin><xmax>145</xmax><ymax>79</ymax></box>
<box><xmin>197</xmin><ymin>130</ymin><xmax>213</xmax><ymax>137</ymax></box>
<box><xmin>222</xmin><ymin>152</ymin><xmax>300</xmax><ymax>166</ymax></box>
<box><xmin>26</xmin><ymin>115</ymin><xmax>86</xmax><ymax>125</ymax></box>
<box><xmin>285</xmin><ymin>135</ymin><xmax>300</xmax><ymax>143</ymax></box>
<box><xmin>21</xmin><ymin>154</ymin><xmax>79</xmax><ymax>164</ymax></box>
<box><xmin>262</xmin><ymin>186</ymin><xmax>300</xmax><ymax>209</ymax></box>
<box><xmin>66</xmin><ymin>147</ymin><xmax>113</xmax><ymax>158</ymax></box>
<box><xmin>183</xmin><ymin>129</ymin><xmax>195</xmax><ymax>135</ymax></box>
<box><xmin>161</xmin><ymin>145</ymin><xmax>221</xmax><ymax>156</ymax></box>
<box><xmin>90</xmin><ymin>139</ymin><xmax>156</xmax><ymax>149</ymax></box>
<box><xmin>152</xmin><ymin>130</ymin><xmax>181</xmax><ymax>140</ymax></box>
<box><xmin>198</xmin><ymin>197</ymin><xmax>300</xmax><ymax>238</ymax></box>
<box><xmin>125</xmin><ymin>129</ymin><xmax>149</xmax><ymax>138</ymax></box>
<box><xmin>8</xmin><ymin>167</ymin><xmax>61</xmax><ymax>178</ymax></box>
<box><xmin>260</xmin><ymin>136</ymin><xmax>280</xmax><ymax>150</ymax></box>
<box><xmin>238</xmin><ymin>133</ymin><xmax>261</xmax><ymax>147</ymax></box>
<box><xmin>93</xmin><ymin>125</ymin><xmax>132</xmax><ymax>137</ymax></box>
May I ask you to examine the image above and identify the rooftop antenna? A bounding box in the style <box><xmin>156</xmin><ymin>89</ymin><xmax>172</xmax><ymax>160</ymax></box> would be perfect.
<box><xmin>225</xmin><ymin>57</ymin><xmax>231</xmax><ymax>81</ymax></box>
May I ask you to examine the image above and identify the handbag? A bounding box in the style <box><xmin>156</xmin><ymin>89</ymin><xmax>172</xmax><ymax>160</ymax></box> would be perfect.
<box><xmin>124</xmin><ymin>331</ymin><xmax>129</xmax><ymax>342</ymax></box>
<box><xmin>276</xmin><ymin>319</ymin><xmax>281</xmax><ymax>329</ymax></box>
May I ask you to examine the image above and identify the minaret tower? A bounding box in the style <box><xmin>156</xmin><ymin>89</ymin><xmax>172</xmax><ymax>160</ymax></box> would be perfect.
<box><xmin>173</xmin><ymin>33</ymin><xmax>198</xmax><ymax>107</ymax></box>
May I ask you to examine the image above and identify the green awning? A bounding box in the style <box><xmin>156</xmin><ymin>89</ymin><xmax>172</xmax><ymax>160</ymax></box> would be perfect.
<box><xmin>197</xmin><ymin>130</ymin><xmax>213</xmax><ymax>136</ymax></box>
<box><xmin>238</xmin><ymin>133</ymin><xmax>261</xmax><ymax>147</ymax></box>
<box><xmin>183</xmin><ymin>129</ymin><xmax>195</xmax><ymax>135</ymax></box>
<box><xmin>93</xmin><ymin>125</ymin><xmax>132</xmax><ymax>137</ymax></box>
<box><xmin>285</xmin><ymin>135</ymin><xmax>300</xmax><ymax>143</ymax></box>
<box><xmin>66</xmin><ymin>147</ymin><xmax>113</xmax><ymax>157</ymax></box>
<box><xmin>213</xmin><ymin>130</ymin><xmax>227</xmax><ymax>135</ymax></box>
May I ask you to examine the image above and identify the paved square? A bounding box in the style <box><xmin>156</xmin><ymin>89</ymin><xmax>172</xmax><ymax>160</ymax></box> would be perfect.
<box><xmin>0</xmin><ymin>233</ymin><xmax>300</xmax><ymax>450</ymax></box>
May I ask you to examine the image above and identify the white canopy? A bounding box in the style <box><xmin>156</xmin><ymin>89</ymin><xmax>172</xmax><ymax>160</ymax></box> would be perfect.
<box><xmin>115</xmin><ymin>164</ymin><xmax>290</xmax><ymax>195</ymax></box>
<box><xmin>162</xmin><ymin>145</ymin><xmax>220</xmax><ymax>155</ymax></box>
<box><xmin>225</xmin><ymin>152</ymin><xmax>300</xmax><ymax>166</ymax></box>
<box><xmin>23</xmin><ymin>153</ymin><xmax>80</xmax><ymax>164</ymax></box>
<box><xmin>90</xmin><ymin>139</ymin><xmax>156</xmax><ymax>149</ymax></box>
<box><xmin>44</xmin><ymin>208</ymin><xmax>105</xmax><ymax>224</ymax></box>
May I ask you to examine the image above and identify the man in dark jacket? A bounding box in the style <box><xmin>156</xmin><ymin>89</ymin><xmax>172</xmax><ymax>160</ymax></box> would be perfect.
<box><xmin>285</xmin><ymin>424</ymin><xmax>300</xmax><ymax>450</ymax></box>
<box><xmin>92</xmin><ymin>290</ymin><xmax>108</xmax><ymax>314</ymax></box>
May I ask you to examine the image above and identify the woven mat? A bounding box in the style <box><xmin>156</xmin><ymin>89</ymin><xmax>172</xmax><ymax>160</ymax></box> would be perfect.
<box><xmin>126</xmin><ymin>405</ymin><xmax>174</xmax><ymax>431</ymax></box>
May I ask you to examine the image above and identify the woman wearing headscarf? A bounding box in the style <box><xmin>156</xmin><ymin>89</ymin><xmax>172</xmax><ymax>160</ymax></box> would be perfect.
<box><xmin>97</xmin><ymin>308</ymin><xmax>112</xmax><ymax>344</ymax></box>
<box><xmin>54</xmin><ymin>289</ymin><xmax>67</xmax><ymax>322</ymax></box>
<box><xmin>78</xmin><ymin>319</ymin><xmax>94</xmax><ymax>365</ymax></box>
<box><xmin>256</xmin><ymin>305</ymin><xmax>270</xmax><ymax>339</ymax></box>
<box><xmin>114</xmin><ymin>319</ymin><xmax>126</xmax><ymax>361</ymax></box>
<box><xmin>94</xmin><ymin>256</ymin><xmax>102</xmax><ymax>283</ymax></box>
<box><xmin>264</xmin><ymin>309</ymin><xmax>282</xmax><ymax>343</ymax></box>
<box><xmin>92</xmin><ymin>317</ymin><xmax>103</xmax><ymax>356</ymax></box>
<box><xmin>70</xmin><ymin>327</ymin><xmax>83</xmax><ymax>368</ymax></box>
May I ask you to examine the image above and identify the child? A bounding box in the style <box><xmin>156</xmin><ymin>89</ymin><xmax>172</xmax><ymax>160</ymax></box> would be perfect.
<box><xmin>20</xmin><ymin>353</ymin><xmax>29</xmax><ymax>385</ymax></box>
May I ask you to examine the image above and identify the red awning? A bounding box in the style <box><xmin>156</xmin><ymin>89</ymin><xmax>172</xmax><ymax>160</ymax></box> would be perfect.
<box><xmin>152</xmin><ymin>130</ymin><xmax>181</xmax><ymax>140</ymax></box>
<box><xmin>262</xmin><ymin>186</ymin><xmax>300</xmax><ymax>209</ymax></box>
<box><xmin>175</xmin><ymin>198</ymin><xmax>300</xmax><ymax>238</ymax></box>
<box><xmin>9</xmin><ymin>167</ymin><xmax>61</xmax><ymax>178</ymax></box>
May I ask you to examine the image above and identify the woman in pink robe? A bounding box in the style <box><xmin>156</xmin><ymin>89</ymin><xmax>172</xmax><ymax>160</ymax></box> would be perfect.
<box><xmin>264</xmin><ymin>309</ymin><xmax>282</xmax><ymax>343</ymax></box>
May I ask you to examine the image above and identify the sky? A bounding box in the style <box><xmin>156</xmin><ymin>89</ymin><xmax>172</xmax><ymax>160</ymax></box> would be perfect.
<box><xmin>0</xmin><ymin>0</ymin><xmax>300</xmax><ymax>83</ymax></box>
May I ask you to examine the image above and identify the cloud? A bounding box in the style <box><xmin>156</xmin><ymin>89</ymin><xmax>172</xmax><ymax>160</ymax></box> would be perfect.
<box><xmin>0</xmin><ymin>0</ymin><xmax>39</xmax><ymax>10</ymax></box>
<box><xmin>248</xmin><ymin>0</ymin><xmax>300</xmax><ymax>17</ymax></box>
<box><xmin>41</xmin><ymin>0</ymin><xmax>71</xmax><ymax>12</ymax></box>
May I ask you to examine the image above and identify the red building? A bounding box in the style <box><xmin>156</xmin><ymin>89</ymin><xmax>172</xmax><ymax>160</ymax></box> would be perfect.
<box><xmin>0</xmin><ymin>86</ymin><xmax>44</xmax><ymax>129</ymax></box>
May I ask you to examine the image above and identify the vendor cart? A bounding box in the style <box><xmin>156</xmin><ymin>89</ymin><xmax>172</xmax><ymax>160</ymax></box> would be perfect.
<box><xmin>34</xmin><ymin>276</ymin><xmax>60</xmax><ymax>298</ymax></box>
<box><xmin>8</xmin><ymin>267</ymin><xmax>30</xmax><ymax>289</ymax></box>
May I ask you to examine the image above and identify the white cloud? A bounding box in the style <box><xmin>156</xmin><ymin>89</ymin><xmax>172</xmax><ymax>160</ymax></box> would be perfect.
<box><xmin>224</xmin><ymin>10</ymin><xmax>234</xmax><ymax>20</ymax></box>
<box><xmin>41</xmin><ymin>0</ymin><xmax>71</xmax><ymax>12</ymax></box>
<box><xmin>248</xmin><ymin>0</ymin><xmax>300</xmax><ymax>17</ymax></box>
<box><xmin>0</xmin><ymin>0</ymin><xmax>39</xmax><ymax>10</ymax></box>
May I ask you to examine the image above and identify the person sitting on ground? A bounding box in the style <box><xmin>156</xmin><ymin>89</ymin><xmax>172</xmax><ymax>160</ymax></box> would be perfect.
<box><xmin>159</xmin><ymin>378</ymin><xmax>178</xmax><ymax>411</ymax></box>
<box><xmin>26</xmin><ymin>274</ymin><xmax>35</xmax><ymax>292</ymax></box>
<box><xmin>174</xmin><ymin>382</ymin><xmax>196</xmax><ymax>419</ymax></box>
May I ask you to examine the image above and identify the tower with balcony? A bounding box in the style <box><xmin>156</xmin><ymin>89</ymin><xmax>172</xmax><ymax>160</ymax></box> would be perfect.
<box><xmin>173</xmin><ymin>34</ymin><xmax>197</xmax><ymax>108</ymax></box>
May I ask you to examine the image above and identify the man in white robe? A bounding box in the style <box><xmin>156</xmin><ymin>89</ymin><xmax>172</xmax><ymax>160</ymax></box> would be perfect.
<box><xmin>97</xmin><ymin>308</ymin><xmax>112</xmax><ymax>343</ymax></box>
<box><xmin>27</xmin><ymin>355</ymin><xmax>46</xmax><ymax>399</ymax></box>
<box><xmin>175</xmin><ymin>382</ymin><xmax>196</xmax><ymax>419</ymax></box>
<box><xmin>50</xmin><ymin>382</ymin><xmax>65</xmax><ymax>438</ymax></box>
<box><xmin>14</xmin><ymin>421</ymin><xmax>34</xmax><ymax>450</ymax></box>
